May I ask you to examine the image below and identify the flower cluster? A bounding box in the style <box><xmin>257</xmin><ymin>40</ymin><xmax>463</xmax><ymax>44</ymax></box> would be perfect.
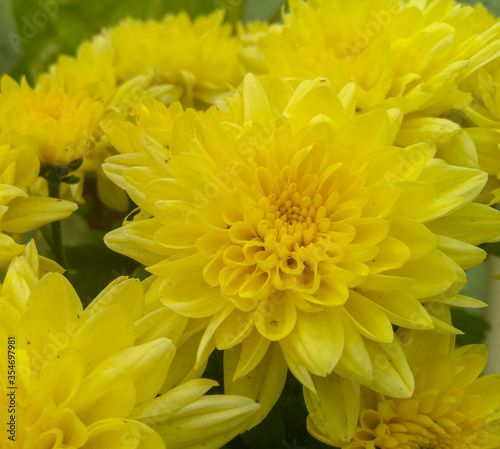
<box><xmin>2</xmin><ymin>0</ymin><xmax>500</xmax><ymax>447</ymax></box>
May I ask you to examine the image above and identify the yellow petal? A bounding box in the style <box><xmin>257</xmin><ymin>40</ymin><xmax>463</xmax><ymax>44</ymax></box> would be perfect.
<box><xmin>436</xmin><ymin>235</ymin><xmax>486</xmax><ymax>270</ymax></box>
<box><xmin>224</xmin><ymin>342</ymin><xmax>287</xmax><ymax>429</ymax></box>
<box><xmin>214</xmin><ymin>308</ymin><xmax>254</xmax><ymax>349</ymax></box>
<box><xmin>0</xmin><ymin>233</ymin><xmax>23</xmax><ymax>267</ymax></box>
<box><xmin>364</xmin><ymin>338</ymin><xmax>414</xmax><ymax>398</ymax></box>
<box><xmin>154</xmin><ymin>395</ymin><xmax>260</xmax><ymax>449</ymax></box>
<box><xmin>279</xmin><ymin>308</ymin><xmax>344</xmax><ymax>376</ymax></box>
<box><xmin>388</xmin><ymin>217</ymin><xmax>437</xmax><ymax>261</ymax></box>
<box><xmin>95</xmin><ymin>338</ymin><xmax>175</xmax><ymax>404</ymax></box>
<box><xmin>130</xmin><ymin>378</ymin><xmax>218</xmax><ymax>420</ymax></box>
<box><xmin>87</xmin><ymin>277</ymin><xmax>145</xmax><ymax>322</ymax></box>
<box><xmin>344</xmin><ymin>290</ymin><xmax>394</xmax><ymax>343</ymax></box>
<box><xmin>304</xmin><ymin>372</ymin><xmax>360</xmax><ymax>443</ymax></box>
<box><xmin>85</xmin><ymin>418</ymin><xmax>164</xmax><ymax>449</ymax></box>
<box><xmin>232</xmin><ymin>329</ymin><xmax>271</xmax><ymax>379</ymax></box>
<box><xmin>426</xmin><ymin>203</ymin><xmax>500</xmax><ymax>245</ymax></box>
<box><xmin>38</xmin><ymin>348</ymin><xmax>84</xmax><ymax>406</ymax></box>
<box><xmin>362</xmin><ymin>290</ymin><xmax>433</xmax><ymax>330</ymax></box>
<box><xmin>2</xmin><ymin>196</ymin><xmax>77</xmax><ymax>233</ymax></box>
<box><xmin>72</xmin><ymin>304</ymin><xmax>135</xmax><ymax>373</ymax></box>
<box><xmin>335</xmin><ymin>312</ymin><xmax>373</xmax><ymax>384</ymax></box>
<box><xmin>253</xmin><ymin>291</ymin><xmax>297</xmax><ymax>341</ymax></box>
<box><xmin>388</xmin><ymin>250</ymin><xmax>458</xmax><ymax>298</ymax></box>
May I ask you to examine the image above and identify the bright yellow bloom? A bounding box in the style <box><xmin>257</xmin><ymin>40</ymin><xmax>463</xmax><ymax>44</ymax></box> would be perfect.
<box><xmin>36</xmin><ymin>10</ymin><xmax>243</xmax><ymax>210</ymax></box>
<box><xmin>0</xmin><ymin>75</ymin><xmax>104</xmax><ymax>167</ymax></box>
<box><xmin>308</xmin><ymin>326</ymin><xmax>500</xmax><ymax>449</ymax></box>
<box><xmin>40</xmin><ymin>41</ymin><xmax>116</xmax><ymax>101</ymax></box>
<box><xmin>241</xmin><ymin>0</ymin><xmax>500</xmax><ymax>115</ymax></box>
<box><xmin>0</xmin><ymin>242</ymin><xmax>260</xmax><ymax>448</ymax></box>
<box><xmin>102</xmin><ymin>74</ymin><xmax>500</xmax><ymax>427</ymax></box>
<box><xmin>97</xmin><ymin>10</ymin><xmax>244</xmax><ymax>109</ymax></box>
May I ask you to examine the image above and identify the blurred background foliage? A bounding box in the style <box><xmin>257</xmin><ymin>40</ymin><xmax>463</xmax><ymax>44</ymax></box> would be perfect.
<box><xmin>1</xmin><ymin>1</ymin><xmax>499</xmax><ymax>448</ymax></box>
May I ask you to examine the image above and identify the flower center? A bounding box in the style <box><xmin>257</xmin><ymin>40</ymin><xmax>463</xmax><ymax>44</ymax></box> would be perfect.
<box><xmin>26</xmin><ymin>92</ymin><xmax>67</xmax><ymax>121</ymax></box>
<box><xmin>259</xmin><ymin>184</ymin><xmax>329</xmax><ymax>248</ymax></box>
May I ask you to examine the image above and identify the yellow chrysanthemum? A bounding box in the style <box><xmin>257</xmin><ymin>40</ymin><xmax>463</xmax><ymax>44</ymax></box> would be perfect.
<box><xmin>102</xmin><ymin>74</ymin><xmax>500</xmax><ymax>427</ymax></box>
<box><xmin>241</xmin><ymin>0</ymin><xmax>500</xmax><ymax>115</ymax></box>
<box><xmin>96</xmin><ymin>10</ymin><xmax>244</xmax><ymax>109</ymax></box>
<box><xmin>308</xmin><ymin>326</ymin><xmax>500</xmax><ymax>449</ymax></box>
<box><xmin>40</xmin><ymin>41</ymin><xmax>116</xmax><ymax>101</ymax></box>
<box><xmin>35</xmin><ymin>10</ymin><xmax>243</xmax><ymax>210</ymax></box>
<box><xmin>0</xmin><ymin>143</ymin><xmax>77</xmax><ymax>266</ymax></box>
<box><xmin>0</xmin><ymin>74</ymin><xmax>104</xmax><ymax>167</ymax></box>
<box><xmin>0</xmin><ymin>241</ymin><xmax>260</xmax><ymax>448</ymax></box>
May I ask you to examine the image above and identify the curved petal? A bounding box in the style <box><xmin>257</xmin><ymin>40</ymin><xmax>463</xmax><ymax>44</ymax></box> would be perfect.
<box><xmin>253</xmin><ymin>292</ymin><xmax>297</xmax><ymax>341</ymax></box>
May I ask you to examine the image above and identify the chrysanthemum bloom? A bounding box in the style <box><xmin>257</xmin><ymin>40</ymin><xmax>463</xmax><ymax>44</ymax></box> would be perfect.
<box><xmin>102</xmin><ymin>74</ymin><xmax>500</xmax><ymax>427</ymax></box>
<box><xmin>0</xmin><ymin>144</ymin><xmax>77</xmax><ymax>266</ymax></box>
<box><xmin>308</xmin><ymin>326</ymin><xmax>500</xmax><ymax>448</ymax></box>
<box><xmin>35</xmin><ymin>10</ymin><xmax>242</xmax><ymax>210</ymax></box>
<box><xmin>94</xmin><ymin>10</ymin><xmax>244</xmax><ymax>109</ymax></box>
<box><xmin>0</xmin><ymin>75</ymin><xmax>104</xmax><ymax>168</ymax></box>
<box><xmin>40</xmin><ymin>41</ymin><xmax>116</xmax><ymax>102</ymax></box>
<box><xmin>242</xmin><ymin>0</ymin><xmax>500</xmax><ymax>114</ymax></box>
<box><xmin>0</xmin><ymin>241</ymin><xmax>260</xmax><ymax>448</ymax></box>
<box><xmin>240</xmin><ymin>0</ymin><xmax>500</xmax><ymax>177</ymax></box>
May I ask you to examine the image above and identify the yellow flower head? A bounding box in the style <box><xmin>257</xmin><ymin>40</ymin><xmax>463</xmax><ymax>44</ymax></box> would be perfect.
<box><xmin>241</xmin><ymin>0</ymin><xmax>500</xmax><ymax>115</ymax></box>
<box><xmin>102</xmin><ymin>75</ymin><xmax>500</xmax><ymax>418</ymax></box>
<box><xmin>40</xmin><ymin>41</ymin><xmax>116</xmax><ymax>101</ymax></box>
<box><xmin>0</xmin><ymin>75</ymin><xmax>104</xmax><ymax>167</ymax></box>
<box><xmin>309</xmin><ymin>329</ymin><xmax>500</xmax><ymax>449</ymax></box>
<box><xmin>0</xmin><ymin>242</ymin><xmax>259</xmax><ymax>448</ymax></box>
<box><xmin>98</xmin><ymin>10</ymin><xmax>244</xmax><ymax>108</ymax></box>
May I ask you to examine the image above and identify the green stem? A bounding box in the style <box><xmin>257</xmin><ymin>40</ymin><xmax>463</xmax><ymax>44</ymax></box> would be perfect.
<box><xmin>47</xmin><ymin>178</ymin><xmax>68</xmax><ymax>272</ymax></box>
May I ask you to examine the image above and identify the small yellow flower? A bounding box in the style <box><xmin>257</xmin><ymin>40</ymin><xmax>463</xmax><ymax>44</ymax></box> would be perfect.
<box><xmin>40</xmin><ymin>41</ymin><xmax>116</xmax><ymax>101</ymax></box>
<box><xmin>37</xmin><ymin>10</ymin><xmax>243</xmax><ymax>210</ymax></box>
<box><xmin>0</xmin><ymin>242</ymin><xmax>260</xmax><ymax>448</ymax></box>
<box><xmin>308</xmin><ymin>327</ymin><xmax>500</xmax><ymax>449</ymax></box>
<box><xmin>98</xmin><ymin>10</ymin><xmax>244</xmax><ymax>109</ymax></box>
<box><xmin>0</xmin><ymin>75</ymin><xmax>103</xmax><ymax>167</ymax></box>
<box><xmin>102</xmin><ymin>74</ymin><xmax>500</xmax><ymax>431</ymax></box>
